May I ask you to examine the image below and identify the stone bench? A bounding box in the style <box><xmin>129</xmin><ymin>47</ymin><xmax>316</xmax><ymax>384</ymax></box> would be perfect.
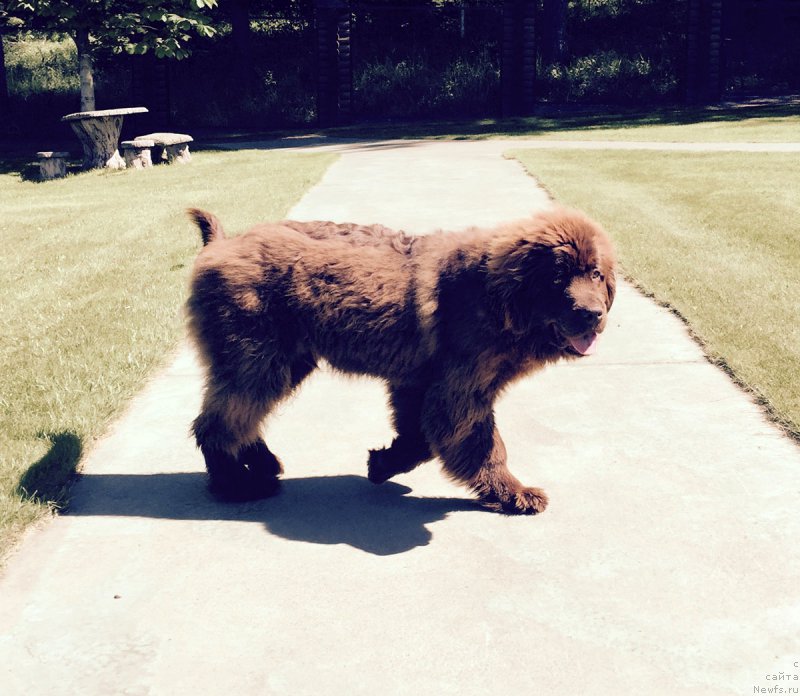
<box><xmin>121</xmin><ymin>139</ymin><xmax>155</xmax><ymax>169</ymax></box>
<box><xmin>36</xmin><ymin>151</ymin><xmax>70</xmax><ymax>180</ymax></box>
<box><xmin>135</xmin><ymin>132</ymin><xmax>193</xmax><ymax>164</ymax></box>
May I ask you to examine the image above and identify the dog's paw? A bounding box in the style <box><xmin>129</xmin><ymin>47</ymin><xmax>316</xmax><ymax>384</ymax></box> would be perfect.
<box><xmin>203</xmin><ymin>442</ymin><xmax>282</xmax><ymax>502</ymax></box>
<box><xmin>368</xmin><ymin>437</ymin><xmax>431</xmax><ymax>484</ymax></box>
<box><xmin>481</xmin><ymin>486</ymin><xmax>548</xmax><ymax>515</ymax></box>
<box><xmin>208</xmin><ymin>470</ymin><xmax>281</xmax><ymax>502</ymax></box>
<box><xmin>239</xmin><ymin>440</ymin><xmax>283</xmax><ymax>477</ymax></box>
<box><xmin>513</xmin><ymin>486</ymin><xmax>549</xmax><ymax>514</ymax></box>
<box><xmin>367</xmin><ymin>448</ymin><xmax>393</xmax><ymax>484</ymax></box>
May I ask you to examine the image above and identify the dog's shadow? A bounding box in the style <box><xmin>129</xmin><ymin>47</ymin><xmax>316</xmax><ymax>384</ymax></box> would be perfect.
<box><xmin>67</xmin><ymin>472</ymin><xmax>478</xmax><ymax>556</ymax></box>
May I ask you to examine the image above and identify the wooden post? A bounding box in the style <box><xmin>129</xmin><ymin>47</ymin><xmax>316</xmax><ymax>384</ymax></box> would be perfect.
<box><xmin>708</xmin><ymin>0</ymin><xmax>724</xmax><ymax>101</ymax></box>
<box><xmin>502</xmin><ymin>0</ymin><xmax>536</xmax><ymax>117</ymax></box>
<box><xmin>337</xmin><ymin>8</ymin><xmax>352</xmax><ymax>122</ymax></box>
<box><xmin>521</xmin><ymin>0</ymin><xmax>536</xmax><ymax>112</ymax></box>
<box><xmin>686</xmin><ymin>0</ymin><xmax>702</xmax><ymax>103</ymax></box>
<box><xmin>316</xmin><ymin>0</ymin><xmax>352</xmax><ymax>126</ymax></box>
<box><xmin>686</xmin><ymin>0</ymin><xmax>726</xmax><ymax>104</ymax></box>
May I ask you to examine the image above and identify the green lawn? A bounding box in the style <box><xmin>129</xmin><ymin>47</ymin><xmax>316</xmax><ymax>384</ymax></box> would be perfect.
<box><xmin>0</xmin><ymin>149</ymin><xmax>335</xmax><ymax>559</ymax></box>
<box><xmin>320</xmin><ymin>102</ymin><xmax>800</xmax><ymax>143</ymax></box>
<box><xmin>510</xmin><ymin>148</ymin><xmax>800</xmax><ymax>437</ymax></box>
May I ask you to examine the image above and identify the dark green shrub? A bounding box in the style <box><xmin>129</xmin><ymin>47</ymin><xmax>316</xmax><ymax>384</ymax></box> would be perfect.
<box><xmin>435</xmin><ymin>47</ymin><xmax>500</xmax><ymax>116</ymax></box>
<box><xmin>168</xmin><ymin>24</ymin><xmax>317</xmax><ymax>129</ymax></box>
<box><xmin>542</xmin><ymin>50</ymin><xmax>678</xmax><ymax>104</ymax></box>
<box><xmin>353</xmin><ymin>47</ymin><xmax>500</xmax><ymax>119</ymax></box>
<box><xmin>354</xmin><ymin>56</ymin><xmax>438</xmax><ymax>118</ymax></box>
<box><xmin>5</xmin><ymin>35</ymin><xmax>78</xmax><ymax>97</ymax></box>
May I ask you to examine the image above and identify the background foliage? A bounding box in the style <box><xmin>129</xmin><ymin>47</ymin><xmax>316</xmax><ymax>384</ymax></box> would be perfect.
<box><xmin>2</xmin><ymin>0</ymin><xmax>798</xmax><ymax>133</ymax></box>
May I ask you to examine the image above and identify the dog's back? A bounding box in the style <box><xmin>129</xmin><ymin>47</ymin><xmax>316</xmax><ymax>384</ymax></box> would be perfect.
<box><xmin>280</xmin><ymin>219</ymin><xmax>418</xmax><ymax>257</ymax></box>
<box><xmin>187</xmin><ymin>211</ymin><xmax>430</xmax><ymax>380</ymax></box>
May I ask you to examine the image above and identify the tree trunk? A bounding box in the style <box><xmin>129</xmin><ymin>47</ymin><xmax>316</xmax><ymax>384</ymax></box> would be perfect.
<box><xmin>0</xmin><ymin>30</ymin><xmax>11</xmax><ymax>123</ymax></box>
<box><xmin>685</xmin><ymin>0</ymin><xmax>702</xmax><ymax>102</ymax></box>
<box><xmin>315</xmin><ymin>0</ymin><xmax>352</xmax><ymax>126</ymax></box>
<box><xmin>231</xmin><ymin>0</ymin><xmax>252</xmax><ymax>58</ymax></box>
<box><xmin>541</xmin><ymin>0</ymin><xmax>568</xmax><ymax>66</ymax></box>
<box><xmin>230</xmin><ymin>0</ymin><xmax>255</xmax><ymax>90</ymax></box>
<box><xmin>502</xmin><ymin>0</ymin><xmax>537</xmax><ymax>116</ymax></box>
<box><xmin>73</xmin><ymin>27</ymin><xmax>95</xmax><ymax>112</ymax></box>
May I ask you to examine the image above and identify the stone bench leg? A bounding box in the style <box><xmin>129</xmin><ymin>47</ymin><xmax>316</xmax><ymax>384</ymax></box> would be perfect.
<box><xmin>123</xmin><ymin>147</ymin><xmax>153</xmax><ymax>170</ymax></box>
<box><xmin>37</xmin><ymin>152</ymin><xmax>69</xmax><ymax>180</ymax></box>
<box><xmin>165</xmin><ymin>143</ymin><xmax>192</xmax><ymax>164</ymax></box>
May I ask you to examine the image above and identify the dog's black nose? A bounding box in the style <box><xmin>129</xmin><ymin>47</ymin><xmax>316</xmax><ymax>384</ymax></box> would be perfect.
<box><xmin>575</xmin><ymin>306</ymin><xmax>604</xmax><ymax>330</ymax></box>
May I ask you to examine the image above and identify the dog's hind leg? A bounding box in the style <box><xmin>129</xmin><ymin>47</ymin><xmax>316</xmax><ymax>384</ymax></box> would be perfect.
<box><xmin>368</xmin><ymin>383</ymin><xmax>433</xmax><ymax>484</ymax></box>
<box><xmin>193</xmin><ymin>355</ymin><xmax>317</xmax><ymax>501</ymax></box>
<box><xmin>193</xmin><ymin>385</ymin><xmax>282</xmax><ymax>502</ymax></box>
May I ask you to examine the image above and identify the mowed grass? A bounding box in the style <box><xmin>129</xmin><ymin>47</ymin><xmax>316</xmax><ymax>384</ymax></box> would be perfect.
<box><xmin>322</xmin><ymin>102</ymin><xmax>800</xmax><ymax>143</ymax></box>
<box><xmin>510</xmin><ymin>148</ymin><xmax>800</xmax><ymax>436</ymax></box>
<box><xmin>511</xmin><ymin>108</ymin><xmax>800</xmax><ymax>142</ymax></box>
<box><xmin>0</xmin><ymin>148</ymin><xmax>335</xmax><ymax>559</ymax></box>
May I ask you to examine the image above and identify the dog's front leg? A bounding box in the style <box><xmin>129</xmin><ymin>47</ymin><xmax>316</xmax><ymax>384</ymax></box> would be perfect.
<box><xmin>464</xmin><ymin>424</ymin><xmax>548</xmax><ymax>514</ymax></box>
<box><xmin>423</xmin><ymin>387</ymin><xmax>548</xmax><ymax>515</ymax></box>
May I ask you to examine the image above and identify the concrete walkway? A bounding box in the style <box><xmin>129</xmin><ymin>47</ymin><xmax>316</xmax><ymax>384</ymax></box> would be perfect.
<box><xmin>2</xmin><ymin>140</ymin><xmax>800</xmax><ymax>695</ymax></box>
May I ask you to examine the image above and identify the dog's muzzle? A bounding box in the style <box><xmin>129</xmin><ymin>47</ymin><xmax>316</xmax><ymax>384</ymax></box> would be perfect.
<box><xmin>557</xmin><ymin>304</ymin><xmax>607</xmax><ymax>356</ymax></box>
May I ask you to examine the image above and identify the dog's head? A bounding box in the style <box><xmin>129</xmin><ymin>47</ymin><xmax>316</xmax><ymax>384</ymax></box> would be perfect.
<box><xmin>487</xmin><ymin>207</ymin><xmax>616</xmax><ymax>357</ymax></box>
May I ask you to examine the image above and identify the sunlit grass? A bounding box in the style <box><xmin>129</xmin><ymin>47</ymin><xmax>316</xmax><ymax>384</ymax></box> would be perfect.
<box><xmin>510</xmin><ymin>148</ymin><xmax>800</xmax><ymax>436</ymax></box>
<box><xmin>0</xmin><ymin>149</ymin><xmax>336</xmax><ymax>559</ymax></box>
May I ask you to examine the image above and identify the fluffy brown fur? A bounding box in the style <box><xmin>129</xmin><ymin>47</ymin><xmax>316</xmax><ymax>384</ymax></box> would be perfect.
<box><xmin>186</xmin><ymin>206</ymin><xmax>616</xmax><ymax>514</ymax></box>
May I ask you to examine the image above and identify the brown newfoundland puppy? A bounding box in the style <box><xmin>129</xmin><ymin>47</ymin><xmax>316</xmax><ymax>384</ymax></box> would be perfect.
<box><xmin>186</xmin><ymin>207</ymin><xmax>616</xmax><ymax>514</ymax></box>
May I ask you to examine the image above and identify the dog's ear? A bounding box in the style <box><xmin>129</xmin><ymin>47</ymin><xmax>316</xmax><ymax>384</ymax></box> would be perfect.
<box><xmin>605</xmin><ymin>267</ymin><xmax>616</xmax><ymax>309</ymax></box>
<box><xmin>488</xmin><ymin>239</ymin><xmax>572</xmax><ymax>334</ymax></box>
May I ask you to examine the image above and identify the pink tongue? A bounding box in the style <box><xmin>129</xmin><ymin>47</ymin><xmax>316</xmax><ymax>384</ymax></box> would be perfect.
<box><xmin>568</xmin><ymin>332</ymin><xmax>599</xmax><ymax>356</ymax></box>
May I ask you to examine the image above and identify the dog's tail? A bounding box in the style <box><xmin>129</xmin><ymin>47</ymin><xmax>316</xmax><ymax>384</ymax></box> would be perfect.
<box><xmin>188</xmin><ymin>208</ymin><xmax>225</xmax><ymax>246</ymax></box>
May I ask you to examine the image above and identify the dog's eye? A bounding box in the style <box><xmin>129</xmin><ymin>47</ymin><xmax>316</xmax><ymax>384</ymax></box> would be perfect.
<box><xmin>590</xmin><ymin>268</ymin><xmax>604</xmax><ymax>282</ymax></box>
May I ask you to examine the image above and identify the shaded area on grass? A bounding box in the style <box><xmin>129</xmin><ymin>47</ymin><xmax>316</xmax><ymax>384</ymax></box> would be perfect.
<box><xmin>17</xmin><ymin>431</ymin><xmax>82</xmax><ymax>505</ymax></box>
<box><xmin>0</xmin><ymin>155</ymin><xmax>38</xmax><ymax>178</ymax></box>
<box><xmin>312</xmin><ymin>98</ymin><xmax>800</xmax><ymax>142</ymax></box>
<box><xmin>173</xmin><ymin>98</ymin><xmax>800</xmax><ymax>150</ymax></box>
<box><xmin>2</xmin><ymin>98</ymin><xmax>797</xmax><ymax>169</ymax></box>
<box><xmin>66</xmin><ymin>472</ymin><xmax>478</xmax><ymax>556</ymax></box>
